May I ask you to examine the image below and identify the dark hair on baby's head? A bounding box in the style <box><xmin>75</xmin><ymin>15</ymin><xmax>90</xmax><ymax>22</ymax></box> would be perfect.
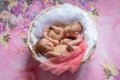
<box><xmin>35</xmin><ymin>38</ymin><xmax>49</xmax><ymax>54</ymax></box>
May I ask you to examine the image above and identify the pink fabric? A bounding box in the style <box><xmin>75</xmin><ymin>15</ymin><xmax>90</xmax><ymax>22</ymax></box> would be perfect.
<box><xmin>0</xmin><ymin>0</ymin><xmax>120</xmax><ymax>80</ymax></box>
<box><xmin>39</xmin><ymin>40</ymin><xmax>86</xmax><ymax>76</ymax></box>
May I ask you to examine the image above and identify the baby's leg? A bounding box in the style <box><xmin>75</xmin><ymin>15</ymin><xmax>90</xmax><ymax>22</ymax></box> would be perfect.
<box><xmin>68</xmin><ymin>39</ymin><xmax>81</xmax><ymax>45</ymax></box>
<box><xmin>67</xmin><ymin>39</ymin><xmax>81</xmax><ymax>51</ymax></box>
<box><xmin>45</xmin><ymin>52</ymin><xmax>61</xmax><ymax>58</ymax></box>
<box><xmin>43</xmin><ymin>29</ymin><xmax>59</xmax><ymax>46</ymax></box>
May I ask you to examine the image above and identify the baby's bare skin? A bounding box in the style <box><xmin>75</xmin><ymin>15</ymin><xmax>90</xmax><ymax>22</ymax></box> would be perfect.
<box><xmin>43</xmin><ymin>22</ymin><xmax>82</xmax><ymax>45</ymax></box>
<box><xmin>48</xmin><ymin>26</ymin><xmax>64</xmax><ymax>41</ymax></box>
<box><xmin>35</xmin><ymin>38</ymin><xmax>68</xmax><ymax>58</ymax></box>
<box><xmin>45</xmin><ymin>38</ymin><xmax>81</xmax><ymax>58</ymax></box>
<box><xmin>45</xmin><ymin>45</ymin><xmax>68</xmax><ymax>58</ymax></box>
<box><xmin>60</xmin><ymin>38</ymin><xmax>72</xmax><ymax>44</ymax></box>
<box><xmin>36</xmin><ymin>22</ymin><xmax>83</xmax><ymax>58</ymax></box>
<box><xmin>43</xmin><ymin>26</ymin><xmax>64</xmax><ymax>46</ymax></box>
<box><xmin>35</xmin><ymin>38</ymin><xmax>54</xmax><ymax>54</ymax></box>
<box><xmin>64</xmin><ymin>21</ymin><xmax>83</xmax><ymax>38</ymax></box>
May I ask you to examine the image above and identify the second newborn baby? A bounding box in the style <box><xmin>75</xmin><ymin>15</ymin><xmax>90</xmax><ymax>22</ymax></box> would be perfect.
<box><xmin>35</xmin><ymin>21</ymin><xmax>83</xmax><ymax>58</ymax></box>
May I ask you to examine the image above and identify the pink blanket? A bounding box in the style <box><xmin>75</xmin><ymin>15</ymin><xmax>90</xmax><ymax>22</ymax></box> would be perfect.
<box><xmin>0</xmin><ymin>0</ymin><xmax>120</xmax><ymax>80</ymax></box>
<box><xmin>40</xmin><ymin>40</ymin><xmax>86</xmax><ymax>75</ymax></box>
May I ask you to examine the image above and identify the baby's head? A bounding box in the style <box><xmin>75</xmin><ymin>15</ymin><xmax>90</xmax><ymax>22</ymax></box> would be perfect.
<box><xmin>64</xmin><ymin>22</ymin><xmax>83</xmax><ymax>37</ymax></box>
<box><xmin>35</xmin><ymin>38</ymin><xmax>54</xmax><ymax>54</ymax></box>
<box><xmin>53</xmin><ymin>22</ymin><xmax>65</xmax><ymax>27</ymax></box>
<box><xmin>67</xmin><ymin>22</ymin><xmax>82</xmax><ymax>33</ymax></box>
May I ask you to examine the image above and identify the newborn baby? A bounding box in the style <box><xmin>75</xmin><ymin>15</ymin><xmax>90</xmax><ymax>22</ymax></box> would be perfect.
<box><xmin>35</xmin><ymin>38</ymin><xmax>54</xmax><ymax>54</ymax></box>
<box><xmin>43</xmin><ymin>25</ymin><xmax>64</xmax><ymax>46</ymax></box>
<box><xmin>45</xmin><ymin>38</ymin><xmax>81</xmax><ymax>58</ymax></box>
<box><xmin>35</xmin><ymin>37</ymin><xmax>81</xmax><ymax>58</ymax></box>
<box><xmin>35</xmin><ymin>21</ymin><xmax>83</xmax><ymax>58</ymax></box>
<box><xmin>43</xmin><ymin>22</ymin><xmax>83</xmax><ymax>45</ymax></box>
<box><xmin>64</xmin><ymin>21</ymin><xmax>83</xmax><ymax>38</ymax></box>
<box><xmin>60</xmin><ymin>21</ymin><xmax>83</xmax><ymax>44</ymax></box>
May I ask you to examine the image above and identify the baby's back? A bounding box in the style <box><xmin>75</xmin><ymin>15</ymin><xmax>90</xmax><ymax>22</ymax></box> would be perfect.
<box><xmin>48</xmin><ymin>27</ymin><xmax>64</xmax><ymax>41</ymax></box>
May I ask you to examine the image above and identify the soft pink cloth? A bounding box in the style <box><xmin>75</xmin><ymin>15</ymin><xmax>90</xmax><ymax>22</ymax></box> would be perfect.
<box><xmin>39</xmin><ymin>40</ymin><xmax>87</xmax><ymax>76</ymax></box>
<box><xmin>1</xmin><ymin>0</ymin><xmax>120</xmax><ymax>80</ymax></box>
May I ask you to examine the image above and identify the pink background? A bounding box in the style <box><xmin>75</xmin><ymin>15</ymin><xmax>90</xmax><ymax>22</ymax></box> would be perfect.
<box><xmin>0</xmin><ymin>0</ymin><xmax>120</xmax><ymax>80</ymax></box>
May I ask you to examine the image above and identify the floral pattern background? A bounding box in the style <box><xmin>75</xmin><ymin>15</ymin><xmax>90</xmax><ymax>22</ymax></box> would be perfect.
<box><xmin>0</xmin><ymin>0</ymin><xmax>120</xmax><ymax>80</ymax></box>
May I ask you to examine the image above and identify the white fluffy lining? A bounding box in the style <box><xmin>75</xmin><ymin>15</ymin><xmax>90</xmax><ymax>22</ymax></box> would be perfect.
<box><xmin>30</xmin><ymin>3</ymin><xmax>98</xmax><ymax>62</ymax></box>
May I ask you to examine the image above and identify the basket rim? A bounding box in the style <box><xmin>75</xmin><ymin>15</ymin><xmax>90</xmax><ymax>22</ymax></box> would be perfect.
<box><xmin>27</xmin><ymin>4</ymin><xmax>97</xmax><ymax>63</ymax></box>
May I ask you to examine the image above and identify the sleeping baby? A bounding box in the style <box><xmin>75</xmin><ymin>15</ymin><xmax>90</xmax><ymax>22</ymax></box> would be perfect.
<box><xmin>35</xmin><ymin>21</ymin><xmax>83</xmax><ymax>58</ymax></box>
<box><xmin>35</xmin><ymin>37</ymin><xmax>81</xmax><ymax>58</ymax></box>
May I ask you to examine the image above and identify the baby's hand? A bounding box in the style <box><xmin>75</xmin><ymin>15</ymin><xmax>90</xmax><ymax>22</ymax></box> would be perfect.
<box><xmin>60</xmin><ymin>38</ymin><xmax>71</xmax><ymax>44</ymax></box>
<box><xmin>77</xmin><ymin>34</ymin><xmax>82</xmax><ymax>41</ymax></box>
<box><xmin>53</xmin><ymin>40</ymin><xmax>59</xmax><ymax>46</ymax></box>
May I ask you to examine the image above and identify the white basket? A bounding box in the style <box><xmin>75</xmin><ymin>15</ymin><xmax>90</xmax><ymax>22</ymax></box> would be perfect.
<box><xmin>27</xmin><ymin>4</ymin><xmax>98</xmax><ymax>63</ymax></box>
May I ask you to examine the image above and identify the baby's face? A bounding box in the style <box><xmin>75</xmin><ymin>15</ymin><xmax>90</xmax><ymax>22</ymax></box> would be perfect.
<box><xmin>44</xmin><ymin>39</ymin><xmax>54</xmax><ymax>51</ymax></box>
<box><xmin>70</xmin><ymin>22</ymin><xmax>82</xmax><ymax>33</ymax></box>
<box><xmin>66</xmin><ymin>32</ymin><xmax>79</xmax><ymax>38</ymax></box>
<box><xmin>65</xmin><ymin>22</ymin><xmax>82</xmax><ymax>37</ymax></box>
<box><xmin>40</xmin><ymin>38</ymin><xmax>54</xmax><ymax>52</ymax></box>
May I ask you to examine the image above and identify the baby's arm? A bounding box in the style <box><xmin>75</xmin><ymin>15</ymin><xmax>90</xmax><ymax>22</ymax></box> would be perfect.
<box><xmin>60</xmin><ymin>38</ymin><xmax>72</xmax><ymax>44</ymax></box>
<box><xmin>43</xmin><ymin>29</ymin><xmax>59</xmax><ymax>46</ymax></box>
<box><xmin>67</xmin><ymin>34</ymin><xmax>82</xmax><ymax>51</ymax></box>
<box><xmin>67</xmin><ymin>38</ymin><xmax>81</xmax><ymax>51</ymax></box>
<box><xmin>76</xmin><ymin>34</ymin><xmax>82</xmax><ymax>40</ymax></box>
